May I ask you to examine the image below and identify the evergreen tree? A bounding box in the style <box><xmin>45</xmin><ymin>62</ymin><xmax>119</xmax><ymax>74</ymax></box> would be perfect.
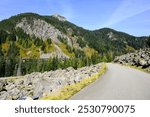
<box><xmin>147</xmin><ymin>36</ymin><xmax>150</xmax><ymax>47</ymax></box>
<box><xmin>47</xmin><ymin>38</ymin><xmax>52</xmax><ymax>45</ymax></box>
<box><xmin>41</xmin><ymin>42</ymin><xmax>46</xmax><ymax>52</ymax></box>
<box><xmin>34</xmin><ymin>37</ymin><xmax>44</xmax><ymax>47</ymax></box>
<box><xmin>0</xmin><ymin>54</ymin><xmax>5</xmax><ymax>77</ymax></box>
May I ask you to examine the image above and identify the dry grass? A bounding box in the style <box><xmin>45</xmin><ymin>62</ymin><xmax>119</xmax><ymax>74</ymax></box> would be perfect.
<box><xmin>16</xmin><ymin>42</ymin><xmax>40</xmax><ymax>58</ymax></box>
<box><xmin>57</xmin><ymin>43</ymin><xmax>75</xmax><ymax>58</ymax></box>
<box><xmin>2</xmin><ymin>41</ymin><xmax>10</xmax><ymax>56</ymax></box>
<box><xmin>83</xmin><ymin>47</ymin><xmax>98</xmax><ymax>57</ymax></box>
<box><xmin>45</xmin><ymin>42</ymin><xmax>56</xmax><ymax>53</ymax></box>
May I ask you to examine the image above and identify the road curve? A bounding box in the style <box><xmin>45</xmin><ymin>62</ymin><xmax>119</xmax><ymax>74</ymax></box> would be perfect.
<box><xmin>70</xmin><ymin>63</ymin><xmax>150</xmax><ymax>100</ymax></box>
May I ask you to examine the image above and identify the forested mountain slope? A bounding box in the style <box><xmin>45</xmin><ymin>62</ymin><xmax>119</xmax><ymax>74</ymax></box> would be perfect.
<box><xmin>0</xmin><ymin>13</ymin><xmax>149</xmax><ymax>77</ymax></box>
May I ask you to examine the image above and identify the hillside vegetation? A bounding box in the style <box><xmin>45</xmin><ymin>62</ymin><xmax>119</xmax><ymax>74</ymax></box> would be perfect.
<box><xmin>0</xmin><ymin>13</ymin><xmax>149</xmax><ymax>77</ymax></box>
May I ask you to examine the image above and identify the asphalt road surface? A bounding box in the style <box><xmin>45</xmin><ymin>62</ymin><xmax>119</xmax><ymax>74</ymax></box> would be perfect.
<box><xmin>70</xmin><ymin>63</ymin><xmax>150</xmax><ymax>100</ymax></box>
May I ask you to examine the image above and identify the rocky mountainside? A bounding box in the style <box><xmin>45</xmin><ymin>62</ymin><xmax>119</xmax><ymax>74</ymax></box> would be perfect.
<box><xmin>16</xmin><ymin>18</ymin><xmax>64</xmax><ymax>42</ymax></box>
<box><xmin>0</xmin><ymin>63</ymin><xmax>103</xmax><ymax>100</ymax></box>
<box><xmin>114</xmin><ymin>48</ymin><xmax>150</xmax><ymax>72</ymax></box>
<box><xmin>0</xmin><ymin>13</ymin><xmax>149</xmax><ymax>77</ymax></box>
<box><xmin>0</xmin><ymin>13</ymin><xmax>149</xmax><ymax>59</ymax></box>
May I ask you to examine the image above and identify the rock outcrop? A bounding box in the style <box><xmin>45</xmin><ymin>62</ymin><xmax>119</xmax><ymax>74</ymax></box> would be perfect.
<box><xmin>0</xmin><ymin>63</ymin><xmax>102</xmax><ymax>100</ymax></box>
<box><xmin>114</xmin><ymin>48</ymin><xmax>150</xmax><ymax>72</ymax></box>
<box><xmin>52</xmin><ymin>14</ymin><xmax>67</xmax><ymax>22</ymax></box>
<box><xmin>16</xmin><ymin>18</ymin><xmax>72</xmax><ymax>46</ymax></box>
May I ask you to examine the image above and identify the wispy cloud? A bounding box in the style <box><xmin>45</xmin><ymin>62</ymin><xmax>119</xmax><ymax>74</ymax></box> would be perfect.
<box><xmin>104</xmin><ymin>0</ymin><xmax>150</xmax><ymax>27</ymax></box>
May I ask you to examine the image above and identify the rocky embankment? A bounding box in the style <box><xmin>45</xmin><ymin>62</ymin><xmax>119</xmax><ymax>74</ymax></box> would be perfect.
<box><xmin>114</xmin><ymin>48</ymin><xmax>150</xmax><ymax>72</ymax></box>
<box><xmin>0</xmin><ymin>63</ymin><xmax>103</xmax><ymax>100</ymax></box>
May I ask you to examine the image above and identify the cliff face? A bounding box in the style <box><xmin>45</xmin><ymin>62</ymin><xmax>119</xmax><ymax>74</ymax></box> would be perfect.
<box><xmin>16</xmin><ymin>18</ymin><xmax>73</xmax><ymax>46</ymax></box>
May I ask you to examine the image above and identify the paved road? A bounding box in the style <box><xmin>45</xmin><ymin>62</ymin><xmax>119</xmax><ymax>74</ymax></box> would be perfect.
<box><xmin>70</xmin><ymin>63</ymin><xmax>150</xmax><ymax>100</ymax></box>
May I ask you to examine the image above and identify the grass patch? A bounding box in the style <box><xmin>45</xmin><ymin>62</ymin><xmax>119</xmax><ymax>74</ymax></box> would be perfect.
<box><xmin>2</xmin><ymin>41</ymin><xmax>10</xmax><ymax>56</ymax></box>
<box><xmin>45</xmin><ymin>42</ymin><xmax>56</xmax><ymax>53</ymax></box>
<box><xmin>83</xmin><ymin>47</ymin><xmax>98</xmax><ymax>57</ymax></box>
<box><xmin>16</xmin><ymin>42</ymin><xmax>40</xmax><ymax>58</ymax></box>
<box><xmin>40</xmin><ymin>63</ymin><xmax>107</xmax><ymax>100</ymax></box>
<box><xmin>57</xmin><ymin>43</ymin><xmax>75</xmax><ymax>58</ymax></box>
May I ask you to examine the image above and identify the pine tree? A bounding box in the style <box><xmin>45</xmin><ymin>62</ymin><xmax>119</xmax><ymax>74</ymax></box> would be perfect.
<box><xmin>47</xmin><ymin>38</ymin><xmax>52</xmax><ymax>45</ymax></box>
<box><xmin>147</xmin><ymin>36</ymin><xmax>150</xmax><ymax>47</ymax></box>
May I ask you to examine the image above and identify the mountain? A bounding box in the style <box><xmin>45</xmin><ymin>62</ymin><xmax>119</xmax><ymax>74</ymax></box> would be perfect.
<box><xmin>0</xmin><ymin>13</ymin><xmax>95</xmax><ymax>59</ymax></box>
<box><xmin>0</xmin><ymin>13</ymin><xmax>149</xmax><ymax>77</ymax></box>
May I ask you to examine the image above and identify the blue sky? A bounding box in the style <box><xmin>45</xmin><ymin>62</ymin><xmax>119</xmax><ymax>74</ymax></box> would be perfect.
<box><xmin>0</xmin><ymin>0</ymin><xmax>150</xmax><ymax>36</ymax></box>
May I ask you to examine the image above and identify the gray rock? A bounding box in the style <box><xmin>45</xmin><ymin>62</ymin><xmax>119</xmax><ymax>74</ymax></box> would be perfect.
<box><xmin>15</xmin><ymin>80</ymin><xmax>24</xmax><ymax>85</ymax></box>
<box><xmin>0</xmin><ymin>63</ymin><xmax>103</xmax><ymax>100</ymax></box>
<box><xmin>10</xmin><ymin>88</ymin><xmax>20</xmax><ymax>100</ymax></box>
<box><xmin>0</xmin><ymin>82</ymin><xmax>4</xmax><ymax>91</ymax></box>
<box><xmin>74</xmin><ymin>76</ymin><xmax>82</xmax><ymax>83</ymax></box>
<box><xmin>5</xmin><ymin>84</ymin><xmax>15</xmax><ymax>90</ymax></box>
<box><xmin>16</xmin><ymin>18</ymin><xmax>72</xmax><ymax>47</ymax></box>
<box><xmin>0</xmin><ymin>92</ymin><xmax>12</xmax><ymax>100</ymax></box>
<box><xmin>114</xmin><ymin>48</ymin><xmax>150</xmax><ymax>71</ymax></box>
<box><xmin>148</xmin><ymin>60</ymin><xmax>150</xmax><ymax>65</ymax></box>
<box><xmin>139</xmin><ymin>59</ymin><xmax>147</xmax><ymax>66</ymax></box>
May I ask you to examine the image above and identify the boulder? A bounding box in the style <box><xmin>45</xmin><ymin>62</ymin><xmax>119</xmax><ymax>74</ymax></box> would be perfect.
<box><xmin>139</xmin><ymin>59</ymin><xmax>147</xmax><ymax>66</ymax></box>
<box><xmin>0</xmin><ymin>92</ymin><xmax>12</xmax><ymax>100</ymax></box>
<box><xmin>114</xmin><ymin>48</ymin><xmax>150</xmax><ymax>71</ymax></box>
<box><xmin>5</xmin><ymin>84</ymin><xmax>15</xmax><ymax>90</ymax></box>
<box><xmin>74</xmin><ymin>76</ymin><xmax>82</xmax><ymax>83</ymax></box>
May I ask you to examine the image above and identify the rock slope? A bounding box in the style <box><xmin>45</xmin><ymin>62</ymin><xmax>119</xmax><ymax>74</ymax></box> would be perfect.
<box><xmin>0</xmin><ymin>63</ymin><xmax>102</xmax><ymax>100</ymax></box>
<box><xmin>16</xmin><ymin>18</ymin><xmax>71</xmax><ymax>44</ymax></box>
<box><xmin>114</xmin><ymin>48</ymin><xmax>150</xmax><ymax>72</ymax></box>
